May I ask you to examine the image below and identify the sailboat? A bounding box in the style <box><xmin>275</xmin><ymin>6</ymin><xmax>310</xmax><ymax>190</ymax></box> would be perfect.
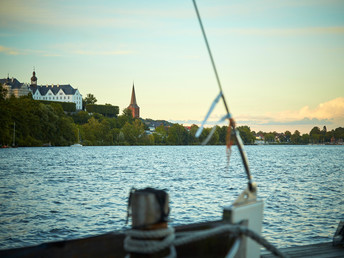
<box><xmin>1</xmin><ymin>2</ymin><xmax>342</xmax><ymax>258</ymax></box>
<box><xmin>70</xmin><ymin>128</ymin><xmax>82</xmax><ymax>147</ymax></box>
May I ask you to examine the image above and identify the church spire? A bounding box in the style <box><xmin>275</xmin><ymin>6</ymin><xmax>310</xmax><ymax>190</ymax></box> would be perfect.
<box><xmin>128</xmin><ymin>83</ymin><xmax>140</xmax><ymax>118</ymax></box>
<box><xmin>130</xmin><ymin>83</ymin><xmax>137</xmax><ymax>105</ymax></box>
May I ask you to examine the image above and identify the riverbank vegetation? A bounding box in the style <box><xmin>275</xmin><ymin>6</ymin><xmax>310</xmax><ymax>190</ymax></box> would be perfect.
<box><xmin>1</xmin><ymin>91</ymin><xmax>343</xmax><ymax>147</ymax></box>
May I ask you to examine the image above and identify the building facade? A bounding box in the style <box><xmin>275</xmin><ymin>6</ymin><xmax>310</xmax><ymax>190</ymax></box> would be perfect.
<box><xmin>30</xmin><ymin>84</ymin><xmax>83</xmax><ymax>110</ymax></box>
<box><xmin>128</xmin><ymin>84</ymin><xmax>140</xmax><ymax>118</ymax></box>
<box><xmin>29</xmin><ymin>71</ymin><xmax>83</xmax><ymax>110</ymax></box>
<box><xmin>1</xmin><ymin>71</ymin><xmax>83</xmax><ymax>110</ymax></box>
<box><xmin>0</xmin><ymin>76</ymin><xmax>30</xmax><ymax>98</ymax></box>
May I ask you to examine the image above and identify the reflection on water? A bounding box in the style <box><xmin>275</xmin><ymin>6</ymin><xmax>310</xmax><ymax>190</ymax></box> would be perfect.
<box><xmin>0</xmin><ymin>145</ymin><xmax>343</xmax><ymax>249</ymax></box>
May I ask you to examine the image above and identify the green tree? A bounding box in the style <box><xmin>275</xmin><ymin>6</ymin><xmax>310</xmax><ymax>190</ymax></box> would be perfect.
<box><xmin>167</xmin><ymin>124</ymin><xmax>188</xmax><ymax>145</ymax></box>
<box><xmin>284</xmin><ymin>131</ymin><xmax>291</xmax><ymax>142</ymax></box>
<box><xmin>0</xmin><ymin>83</ymin><xmax>7</xmax><ymax>101</ymax></box>
<box><xmin>0</xmin><ymin>84</ymin><xmax>11</xmax><ymax>145</ymax></box>
<box><xmin>81</xmin><ymin>117</ymin><xmax>103</xmax><ymax>145</ymax></box>
<box><xmin>189</xmin><ymin>124</ymin><xmax>200</xmax><ymax>145</ymax></box>
<box><xmin>291</xmin><ymin>130</ymin><xmax>301</xmax><ymax>144</ymax></box>
<box><xmin>72</xmin><ymin>110</ymin><xmax>91</xmax><ymax>124</ymax></box>
<box><xmin>153</xmin><ymin>124</ymin><xmax>168</xmax><ymax>145</ymax></box>
<box><xmin>300</xmin><ymin>133</ymin><xmax>310</xmax><ymax>144</ymax></box>
<box><xmin>117</xmin><ymin>108</ymin><xmax>133</xmax><ymax>128</ymax></box>
<box><xmin>83</xmin><ymin>93</ymin><xmax>97</xmax><ymax>106</ymax></box>
<box><xmin>121</xmin><ymin>119</ymin><xmax>145</xmax><ymax>145</ymax></box>
<box><xmin>208</xmin><ymin>126</ymin><xmax>220</xmax><ymax>145</ymax></box>
<box><xmin>264</xmin><ymin>133</ymin><xmax>275</xmax><ymax>143</ymax></box>
<box><xmin>310</xmin><ymin>126</ymin><xmax>321</xmax><ymax>144</ymax></box>
<box><xmin>237</xmin><ymin>126</ymin><xmax>255</xmax><ymax>144</ymax></box>
<box><xmin>334</xmin><ymin>127</ymin><xmax>344</xmax><ymax>141</ymax></box>
<box><xmin>218</xmin><ymin>126</ymin><xmax>228</xmax><ymax>145</ymax></box>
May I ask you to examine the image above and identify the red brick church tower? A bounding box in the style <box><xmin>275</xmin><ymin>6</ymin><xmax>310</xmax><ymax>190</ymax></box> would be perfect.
<box><xmin>128</xmin><ymin>84</ymin><xmax>140</xmax><ymax>118</ymax></box>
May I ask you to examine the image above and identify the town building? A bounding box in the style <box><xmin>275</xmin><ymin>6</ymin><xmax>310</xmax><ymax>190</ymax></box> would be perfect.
<box><xmin>0</xmin><ymin>75</ymin><xmax>30</xmax><ymax>98</ymax></box>
<box><xmin>29</xmin><ymin>71</ymin><xmax>83</xmax><ymax>110</ymax></box>
<box><xmin>1</xmin><ymin>71</ymin><xmax>83</xmax><ymax>110</ymax></box>
<box><xmin>128</xmin><ymin>84</ymin><xmax>140</xmax><ymax>118</ymax></box>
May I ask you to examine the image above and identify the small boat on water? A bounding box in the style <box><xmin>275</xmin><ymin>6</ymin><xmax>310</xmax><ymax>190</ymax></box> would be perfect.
<box><xmin>70</xmin><ymin>128</ymin><xmax>82</xmax><ymax>147</ymax></box>
<box><xmin>70</xmin><ymin>143</ymin><xmax>82</xmax><ymax>147</ymax></box>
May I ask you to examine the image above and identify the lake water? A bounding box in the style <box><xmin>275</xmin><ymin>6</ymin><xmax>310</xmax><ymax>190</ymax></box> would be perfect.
<box><xmin>0</xmin><ymin>145</ymin><xmax>343</xmax><ymax>251</ymax></box>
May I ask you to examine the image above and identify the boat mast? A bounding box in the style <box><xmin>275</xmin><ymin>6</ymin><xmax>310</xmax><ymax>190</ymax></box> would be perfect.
<box><xmin>12</xmin><ymin>121</ymin><xmax>15</xmax><ymax>147</ymax></box>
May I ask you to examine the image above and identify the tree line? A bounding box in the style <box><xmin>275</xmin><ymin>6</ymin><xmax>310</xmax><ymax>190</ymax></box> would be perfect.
<box><xmin>1</xmin><ymin>87</ymin><xmax>343</xmax><ymax>147</ymax></box>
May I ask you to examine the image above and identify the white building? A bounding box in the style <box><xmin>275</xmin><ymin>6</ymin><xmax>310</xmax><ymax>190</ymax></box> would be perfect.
<box><xmin>29</xmin><ymin>71</ymin><xmax>83</xmax><ymax>110</ymax></box>
<box><xmin>30</xmin><ymin>84</ymin><xmax>83</xmax><ymax>110</ymax></box>
<box><xmin>0</xmin><ymin>76</ymin><xmax>30</xmax><ymax>98</ymax></box>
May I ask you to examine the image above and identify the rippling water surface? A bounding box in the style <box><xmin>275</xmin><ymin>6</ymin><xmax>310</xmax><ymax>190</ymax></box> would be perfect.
<box><xmin>0</xmin><ymin>145</ymin><xmax>343</xmax><ymax>250</ymax></box>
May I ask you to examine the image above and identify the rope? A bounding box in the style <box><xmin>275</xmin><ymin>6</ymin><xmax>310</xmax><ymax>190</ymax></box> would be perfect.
<box><xmin>225</xmin><ymin>238</ymin><xmax>241</xmax><ymax>258</ymax></box>
<box><xmin>124</xmin><ymin>226</ymin><xmax>175</xmax><ymax>254</ymax></box>
<box><xmin>124</xmin><ymin>224</ymin><xmax>287</xmax><ymax>258</ymax></box>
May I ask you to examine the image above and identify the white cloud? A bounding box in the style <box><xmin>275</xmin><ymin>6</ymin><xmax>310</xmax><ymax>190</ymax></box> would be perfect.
<box><xmin>219</xmin><ymin>27</ymin><xmax>344</xmax><ymax>37</ymax></box>
<box><xmin>171</xmin><ymin>98</ymin><xmax>344</xmax><ymax>130</ymax></box>
<box><xmin>235</xmin><ymin>97</ymin><xmax>344</xmax><ymax>127</ymax></box>
<box><xmin>74</xmin><ymin>50</ymin><xmax>132</xmax><ymax>56</ymax></box>
<box><xmin>278</xmin><ymin>97</ymin><xmax>344</xmax><ymax>121</ymax></box>
<box><xmin>0</xmin><ymin>45</ymin><xmax>20</xmax><ymax>55</ymax></box>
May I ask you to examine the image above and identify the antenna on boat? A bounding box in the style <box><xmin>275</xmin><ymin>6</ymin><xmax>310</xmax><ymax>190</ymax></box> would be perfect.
<box><xmin>192</xmin><ymin>0</ymin><xmax>254</xmax><ymax>191</ymax></box>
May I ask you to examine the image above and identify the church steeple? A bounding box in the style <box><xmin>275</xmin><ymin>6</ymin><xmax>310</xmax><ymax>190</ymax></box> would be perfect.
<box><xmin>128</xmin><ymin>83</ymin><xmax>140</xmax><ymax>118</ymax></box>
<box><xmin>130</xmin><ymin>84</ymin><xmax>137</xmax><ymax>105</ymax></box>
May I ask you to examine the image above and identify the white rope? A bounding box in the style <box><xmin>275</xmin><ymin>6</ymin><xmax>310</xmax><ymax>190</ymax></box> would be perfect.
<box><xmin>124</xmin><ymin>226</ymin><xmax>175</xmax><ymax>254</ymax></box>
<box><xmin>126</xmin><ymin>226</ymin><xmax>174</xmax><ymax>239</ymax></box>
<box><xmin>124</xmin><ymin>224</ymin><xmax>286</xmax><ymax>258</ymax></box>
<box><xmin>225</xmin><ymin>237</ymin><xmax>241</xmax><ymax>258</ymax></box>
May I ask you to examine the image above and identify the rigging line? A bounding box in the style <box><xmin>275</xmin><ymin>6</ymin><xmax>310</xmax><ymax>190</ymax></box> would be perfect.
<box><xmin>192</xmin><ymin>0</ymin><xmax>230</xmax><ymax>116</ymax></box>
<box><xmin>192</xmin><ymin>0</ymin><xmax>253</xmax><ymax>190</ymax></box>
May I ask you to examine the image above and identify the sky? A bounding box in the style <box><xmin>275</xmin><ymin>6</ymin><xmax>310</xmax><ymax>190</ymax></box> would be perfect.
<box><xmin>0</xmin><ymin>0</ymin><xmax>343</xmax><ymax>134</ymax></box>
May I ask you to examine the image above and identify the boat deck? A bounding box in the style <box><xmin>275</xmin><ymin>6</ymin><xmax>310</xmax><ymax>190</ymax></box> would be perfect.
<box><xmin>261</xmin><ymin>242</ymin><xmax>344</xmax><ymax>258</ymax></box>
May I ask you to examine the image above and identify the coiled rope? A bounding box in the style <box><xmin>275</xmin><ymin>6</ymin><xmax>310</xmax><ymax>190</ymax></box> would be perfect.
<box><xmin>124</xmin><ymin>224</ymin><xmax>287</xmax><ymax>258</ymax></box>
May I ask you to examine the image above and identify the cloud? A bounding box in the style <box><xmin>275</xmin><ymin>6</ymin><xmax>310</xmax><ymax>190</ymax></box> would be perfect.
<box><xmin>280</xmin><ymin>97</ymin><xmax>344</xmax><ymax>121</ymax></box>
<box><xmin>0</xmin><ymin>45</ymin><xmax>62</xmax><ymax>57</ymax></box>
<box><xmin>0</xmin><ymin>45</ymin><xmax>20</xmax><ymax>55</ymax></box>
<box><xmin>0</xmin><ymin>43</ymin><xmax>131</xmax><ymax>57</ymax></box>
<box><xmin>170</xmin><ymin>98</ymin><xmax>344</xmax><ymax>129</ymax></box>
<box><xmin>236</xmin><ymin>97</ymin><xmax>344</xmax><ymax>126</ymax></box>
<box><xmin>74</xmin><ymin>50</ymin><xmax>132</xmax><ymax>56</ymax></box>
<box><xmin>257</xmin><ymin>118</ymin><xmax>333</xmax><ymax>126</ymax></box>
<box><xmin>0</xmin><ymin>1</ymin><xmax>185</xmax><ymax>30</ymax></box>
<box><xmin>216</xmin><ymin>26</ymin><xmax>344</xmax><ymax>37</ymax></box>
